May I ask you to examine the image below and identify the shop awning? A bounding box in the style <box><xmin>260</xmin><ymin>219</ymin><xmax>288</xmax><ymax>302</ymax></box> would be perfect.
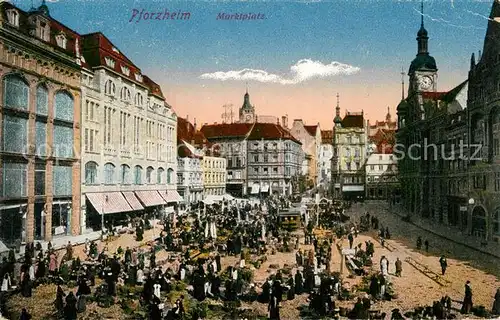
<box><xmin>342</xmin><ymin>185</ymin><xmax>364</xmax><ymax>192</ymax></box>
<box><xmin>205</xmin><ymin>195</ymin><xmax>223</xmax><ymax>203</ymax></box>
<box><xmin>223</xmin><ymin>194</ymin><xmax>234</xmax><ymax>200</ymax></box>
<box><xmin>251</xmin><ymin>184</ymin><xmax>260</xmax><ymax>194</ymax></box>
<box><xmin>159</xmin><ymin>190</ymin><xmax>184</xmax><ymax>203</ymax></box>
<box><xmin>122</xmin><ymin>192</ymin><xmax>144</xmax><ymax>211</ymax></box>
<box><xmin>135</xmin><ymin>190</ymin><xmax>166</xmax><ymax>207</ymax></box>
<box><xmin>261</xmin><ymin>185</ymin><xmax>270</xmax><ymax>192</ymax></box>
<box><xmin>86</xmin><ymin>192</ymin><xmax>133</xmax><ymax>215</ymax></box>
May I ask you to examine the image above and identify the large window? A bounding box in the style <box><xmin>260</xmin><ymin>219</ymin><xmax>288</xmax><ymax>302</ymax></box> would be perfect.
<box><xmin>85</xmin><ymin>161</ymin><xmax>98</xmax><ymax>185</ymax></box>
<box><xmin>36</xmin><ymin>85</ymin><xmax>48</xmax><ymax>115</ymax></box>
<box><xmin>135</xmin><ymin>93</ymin><xmax>143</xmax><ymax>107</ymax></box>
<box><xmin>121</xmin><ymin>164</ymin><xmax>130</xmax><ymax>184</ymax></box>
<box><xmin>54</xmin><ymin>91</ymin><xmax>74</xmax><ymax>122</ymax></box>
<box><xmin>167</xmin><ymin>168</ymin><xmax>174</xmax><ymax>184</ymax></box>
<box><xmin>104</xmin><ymin>163</ymin><xmax>115</xmax><ymax>184</ymax></box>
<box><xmin>35</xmin><ymin>163</ymin><xmax>45</xmax><ymax>196</ymax></box>
<box><xmin>157</xmin><ymin>167</ymin><xmax>164</xmax><ymax>184</ymax></box>
<box><xmin>134</xmin><ymin>165</ymin><xmax>143</xmax><ymax>184</ymax></box>
<box><xmin>120</xmin><ymin>87</ymin><xmax>131</xmax><ymax>101</ymax></box>
<box><xmin>105</xmin><ymin>80</ymin><xmax>116</xmax><ymax>96</ymax></box>
<box><xmin>146</xmin><ymin>166</ymin><xmax>154</xmax><ymax>184</ymax></box>
<box><xmin>35</xmin><ymin>121</ymin><xmax>47</xmax><ymax>157</ymax></box>
<box><xmin>2</xmin><ymin>161</ymin><xmax>27</xmax><ymax>197</ymax></box>
<box><xmin>0</xmin><ymin>207</ymin><xmax>23</xmax><ymax>246</ymax></box>
<box><xmin>3</xmin><ymin>74</ymin><xmax>29</xmax><ymax>110</ymax></box>
<box><xmin>53</xmin><ymin>165</ymin><xmax>72</xmax><ymax>196</ymax></box>
<box><xmin>53</xmin><ymin>126</ymin><xmax>73</xmax><ymax>158</ymax></box>
<box><xmin>2</xmin><ymin>115</ymin><xmax>27</xmax><ymax>154</ymax></box>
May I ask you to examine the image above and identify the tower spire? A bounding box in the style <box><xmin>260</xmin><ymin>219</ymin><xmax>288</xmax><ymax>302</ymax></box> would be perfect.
<box><xmin>401</xmin><ymin>66</ymin><xmax>405</xmax><ymax>99</ymax></box>
<box><xmin>421</xmin><ymin>0</ymin><xmax>424</xmax><ymax>28</ymax></box>
<box><xmin>245</xmin><ymin>81</ymin><xmax>248</xmax><ymax>94</ymax></box>
<box><xmin>336</xmin><ymin>93</ymin><xmax>340</xmax><ymax>117</ymax></box>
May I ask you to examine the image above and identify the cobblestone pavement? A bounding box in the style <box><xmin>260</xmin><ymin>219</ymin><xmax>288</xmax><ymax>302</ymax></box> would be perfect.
<box><xmin>346</xmin><ymin>200</ymin><xmax>500</xmax><ymax>315</ymax></box>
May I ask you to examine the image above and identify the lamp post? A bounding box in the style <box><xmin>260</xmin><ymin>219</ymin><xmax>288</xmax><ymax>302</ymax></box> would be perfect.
<box><xmin>468</xmin><ymin>197</ymin><xmax>475</xmax><ymax>236</ymax></box>
<box><xmin>102</xmin><ymin>194</ymin><xmax>108</xmax><ymax>240</ymax></box>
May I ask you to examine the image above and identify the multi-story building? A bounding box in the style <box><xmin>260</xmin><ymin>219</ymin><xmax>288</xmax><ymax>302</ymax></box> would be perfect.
<box><xmin>200</xmin><ymin>123</ymin><xmax>251</xmax><ymax>197</ymax></box>
<box><xmin>464</xmin><ymin>0</ymin><xmax>500</xmax><ymax>241</ymax></box>
<box><xmin>395</xmin><ymin>3</ymin><xmax>498</xmax><ymax>241</ymax></box>
<box><xmin>319</xmin><ymin>130</ymin><xmax>334</xmax><ymax>190</ymax></box>
<box><xmin>80</xmin><ymin>32</ymin><xmax>179</xmax><ymax>232</ymax></box>
<box><xmin>202</xmin><ymin>156</ymin><xmax>227</xmax><ymax>197</ymax></box>
<box><xmin>0</xmin><ymin>2</ymin><xmax>82</xmax><ymax>244</ymax></box>
<box><xmin>331</xmin><ymin>94</ymin><xmax>367</xmax><ymax>200</ymax></box>
<box><xmin>368</xmin><ymin>108</ymin><xmax>397</xmax><ymax>137</ymax></box>
<box><xmin>290</xmin><ymin>120</ymin><xmax>321</xmax><ymax>188</ymax></box>
<box><xmin>246</xmin><ymin>123</ymin><xmax>302</xmax><ymax>196</ymax></box>
<box><xmin>201</xmin><ymin>121</ymin><xmax>303</xmax><ymax>196</ymax></box>
<box><xmin>365</xmin><ymin>153</ymin><xmax>399</xmax><ymax>200</ymax></box>
<box><xmin>177</xmin><ymin>117</ymin><xmax>203</xmax><ymax>203</ymax></box>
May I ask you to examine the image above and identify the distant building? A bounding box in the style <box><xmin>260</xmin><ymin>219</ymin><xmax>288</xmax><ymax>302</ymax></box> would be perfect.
<box><xmin>319</xmin><ymin>130</ymin><xmax>334</xmax><ymax>188</ymax></box>
<box><xmin>201</xmin><ymin>122</ymin><xmax>303</xmax><ymax>196</ymax></box>
<box><xmin>365</xmin><ymin>154</ymin><xmax>399</xmax><ymax>200</ymax></box>
<box><xmin>331</xmin><ymin>94</ymin><xmax>367</xmax><ymax>200</ymax></box>
<box><xmin>290</xmin><ymin>120</ymin><xmax>321</xmax><ymax>187</ymax></box>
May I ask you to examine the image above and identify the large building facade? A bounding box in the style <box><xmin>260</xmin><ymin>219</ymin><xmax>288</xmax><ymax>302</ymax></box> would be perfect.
<box><xmin>0</xmin><ymin>2</ymin><xmax>82</xmax><ymax>244</ymax></box>
<box><xmin>396</xmin><ymin>2</ymin><xmax>500</xmax><ymax>243</ymax></box>
<box><xmin>319</xmin><ymin>130</ymin><xmax>334</xmax><ymax>189</ymax></box>
<box><xmin>80</xmin><ymin>32</ymin><xmax>178</xmax><ymax>232</ymax></box>
<box><xmin>331</xmin><ymin>95</ymin><xmax>367</xmax><ymax>200</ymax></box>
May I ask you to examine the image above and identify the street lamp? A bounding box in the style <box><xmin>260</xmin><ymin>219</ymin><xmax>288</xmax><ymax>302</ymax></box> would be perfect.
<box><xmin>102</xmin><ymin>194</ymin><xmax>108</xmax><ymax>240</ymax></box>
<box><xmin>468</xmin><ymin>197</ymin><xmax>475</xmax><ymax>236</ymax></box>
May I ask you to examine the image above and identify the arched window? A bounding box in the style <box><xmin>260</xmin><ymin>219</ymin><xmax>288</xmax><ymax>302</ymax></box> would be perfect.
<box><xmin>167</xmin><ymin>168</ymin><xmax>174</xmax><ymax>184</ymax></box>
<box><xmin>120</xmin><ymin>87</ymin><xmax>131</xmax><ymax>101</ymax></box>
<box><xmin>2</xmin><ymin>75</ymin><xmax>28</xmax><ymax>154</ymax></box>
<box><xmin>3</xmin><ymin>74</ymin><xmax>29</xmax><ymax>110</ymax></box>
<box><xmin>104</xmin><ymin>80</ymin><xmax>116</xmax><ymax>96</ymax></box>
<box><xmin>54</xmin><ymin>91</ymin><xmax>74</xmax><ymax>122</ymax></box>
<box><xmin>157</xmin><ymin>167</ymin><xmax>164</xmax><ymax>184</ymax></box>
<box><xmin>85</xmin><ymin>161</ymin><xmax>98</xmax><ymax>184</ymax></box>
<box><xmin>104</xmin><ymin>163</ymin><xmax>115</xmax><ymax>184</ymax></box>
<box><xmin>135</xmin><ymin>93</ymin><xmax>143</xmax><ymax>107</ymax></box>
<box><xmin>36</xmin><ymin>85</ymin><xmax>48</xmax><ymax>115</ymax></box>
<box><xmin>134</xmin><ymin>165</ymin><xmax>143</xmax><ymax>185</ymax></box>
<box><xmin>146</xmin><ymin>166</ymin><xmax>154</xmax><ymax>184</ymax></box>
<box><xmin>121</xmin><ymin>164</ymin><xmax>130</xmax><ymax>184</ymax></box>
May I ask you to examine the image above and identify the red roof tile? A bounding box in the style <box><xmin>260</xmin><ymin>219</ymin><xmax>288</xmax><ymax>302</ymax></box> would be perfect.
<box><xmin>321</xmin><ymin>130</ymin><xmax>333</xmax><ymax>144</ymax></box>
<box><xmin>200</xmin><ymin>123</ymin><xmax>254</xmax><ymax>139</ymax></box>
<box><xmin>342</xmin><ymin>114</ymin><xmax>364</xmax><ymax>128</ymax></box>
<box><xmin>247</xmin><ymin>123</ymin><xmax>301</xmax><ymax>144</ymax></box>
<box><xmin>422</xmin><ymin>92</ymin><xmax>447</xmax><ymax>100</ymax></box>
<box><xmin>304</xmin><ymin>125</ymin><xmax>318</xmax><ymax>136</ymax></box>
<box><xmin>177</xmin><ymin>117</ymin><xmax>213</xmax><ymax>158</ymax></box>
<box><xmin>143</xmin><ymin>75</ymin><xmax>164</xmax><ymax>99</ymax></box>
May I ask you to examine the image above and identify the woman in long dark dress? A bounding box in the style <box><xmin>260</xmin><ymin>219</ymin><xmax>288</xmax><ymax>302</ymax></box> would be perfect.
<box><xmin>20</xmin><ymin>271</ymin><xmax>32</xmax><ymax>298</ymax></box>
<box><xmin>64</xmin><ymin>292</ymin><xmax>77</xmax><ymax>320</ymax></box>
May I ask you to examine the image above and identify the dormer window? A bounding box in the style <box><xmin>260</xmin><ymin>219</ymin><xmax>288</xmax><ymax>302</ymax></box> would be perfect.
<box><xmin>120</xmin><ymin>65</ymin><xmax>130</xmax><ymax>76</ymax></box>
<box><xmin>105</xmin><ymin>57</ymin><xmax>115</xmax><ymax>68</ymax></box>
<box><xmin>38</xmin><ymin>20</ymin><xmax>50</xmax><ymax>41</ymax></box>
<box><xmin>135</xmin><ymin>93</ymin><xmax>143</xmax><ymax>107</ymax></box>
<box><xmin>104</xmin><ymin>80</ymin><xmax>116</xmax><ymax>96</ymax></box>
<box><xmin>55</xmin><ymin>33</ymin><xmax>67</xmax><ymax>49</ymax></box>
<box><xmin>6</xmin><ymin>9</ymin><xmax>19</xmax><ymax>27</ymax></box>
<box><xmin>112</xmin><ymin>47</ymin><xmax>120</xmax><ymax>54</ymax></box>
<box><xmin>135</xmin><ymin>73</ymin><xmax>143</xmax><ymax>82</ymax></box>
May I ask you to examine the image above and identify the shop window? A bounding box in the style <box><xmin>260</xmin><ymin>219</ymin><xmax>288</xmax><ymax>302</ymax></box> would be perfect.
<box><xmin>53</xmin><ymin>165</ymin><xmax>72</xmax><ymax>196</ymax></box>
<box><xmin>2</xmin><ymin>161</ymin><xmax>27</xmax><ymax>197</ymax></box>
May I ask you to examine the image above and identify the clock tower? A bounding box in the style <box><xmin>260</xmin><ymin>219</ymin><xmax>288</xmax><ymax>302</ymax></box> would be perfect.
<box><xmin>407</xmin><ymin>1</ymin><xmax>438</xmax><ymax>119</ymax></box>
<box><xmin>239</xmin><ymin>89</ymin><xmax>255</xmax><ymax>123</ymax></box>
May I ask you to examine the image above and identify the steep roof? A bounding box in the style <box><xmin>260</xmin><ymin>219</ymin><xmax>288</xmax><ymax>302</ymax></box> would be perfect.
<box><xmin>1</xmin><ymin>2</ymin><xmax>81</xmax><ymax>62</ymax></box>
<box><xmin>143</xmin><ymin>75</ymin><xmax>164</xmax><ymax>99</ymax></box>
<box><xmin>422</xmin><ymin>92</ymin><xmax>447</xmax><ymax>101</ymax></box>
<box><xmin>200</xmin><ymin>123</ymin><xmax>254</xmax><ymax>139</ymax></box>
<box><xmin>177</xmin><ymin>117</ymin><xmax>212</xmax><ymax>158</ymax></box>
<box><xmin>81</xmin><ymin>32</ymin><xmax>145</xmax><ymax>86</ymax></box>
<box><xmin>304</xmin><ymin>125</ymin><xmax>318</xmax><ymax>136</ymax></box>
<box><xmin>247</xmin><ymin>123</ymin><xmax>301</xmax><ymax>144</ymax></box>
<box><xmin>321</xmin><ymin>130</ymin><xmax>333</xmax><ymax>144</ymax></box>
<box><xmin>342</xmin><ymin>114</ymin><xmax>364</xmax><ymax>128</ymax></box>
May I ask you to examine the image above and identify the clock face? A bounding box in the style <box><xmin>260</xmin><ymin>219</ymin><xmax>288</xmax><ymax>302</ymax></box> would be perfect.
<box><xmin>246</xmin><ymin>115</ymin><xmax>252</xmax><ymax>121</ymax></box>
<box><xmin>418</xmin><ymin>76</ymin><xmax>433</xmax><ymax>90</ymax></box>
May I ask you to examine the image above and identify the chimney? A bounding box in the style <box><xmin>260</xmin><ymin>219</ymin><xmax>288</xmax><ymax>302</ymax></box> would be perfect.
<box><xmin>194</xmin><ymin>118</ymin><xmax>197</xmax><ymax>131</ymax></box>
<box><xmin>186</xmin><ymin>115</ymin><xmax>189</xmax><ymax>122</ymax></box>
<box><xmin>282</xmin><ymin>116</ymin><xmax>286</xmax><ymax>128</ymax></box>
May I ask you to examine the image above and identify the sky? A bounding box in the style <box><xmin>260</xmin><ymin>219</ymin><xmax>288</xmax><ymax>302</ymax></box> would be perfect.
<box><xmin>11</xmin><ymin>0</ymin><xmax>496</xmax><ymax>128</ymax></box>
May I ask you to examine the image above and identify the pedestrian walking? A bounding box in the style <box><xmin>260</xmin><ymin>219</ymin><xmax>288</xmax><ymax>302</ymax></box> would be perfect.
<box><xmin>424</xmin><ymin>239</ymin><xmax>429</xmax><ymax>252</ymax></box>
<box><xmin>348</xmin><ymin>233</ymin><xmax>354</xmax><ymax>249</ymax></box>
<box><xmin>439</xmin><ymin>255</ymin><xmax>447</xmax><ymax>276</ymax></box>
<box><xmin>461</xmin><ymin>280</ymin><xmax>473</xmax><ymax>314</ymax></box>
<box><xmin>492</xmin><ymin>288</ymin><xmax>500</xmax><ymax>315</ymax></box>
<box><xmin>395</xmin><ymin>258</ymin><xmax>402</xmax><ymax>277</ymax></box>
<box><xmin>416</xmin><ymin>236</ymin><xmax>422</xmax><ymax>250</ymax></box>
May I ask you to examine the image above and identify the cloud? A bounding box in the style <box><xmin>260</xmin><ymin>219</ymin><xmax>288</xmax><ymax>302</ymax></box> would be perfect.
<box><xmin>199</xmin><ymin>59</ymin><xmax>360</xmax><ymax>85</ymax></box>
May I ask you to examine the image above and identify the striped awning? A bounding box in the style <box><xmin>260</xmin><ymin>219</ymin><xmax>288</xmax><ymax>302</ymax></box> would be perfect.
<box><xmin>159</xmin><ymin>190</ymin><xmax>184</xmax><ymax>203</ymax></box>
<box><xmin>86</xmin><ymin>192</ymin><xmax>133</xmax><ymax>215</ymax></box>
<box><xmin>251</xmin><ymin>184</ymin><xmax>260</xmax><ymax>194</ymax></box>
<box><xmin>122</xmin><ymin>192</ymin><xmax>144</xmax><ymax>211</ymax></box>
<box><xmin>135</xmin><ymin>190</ymin><xmax>166</xmax><ymax>207</ymax></box>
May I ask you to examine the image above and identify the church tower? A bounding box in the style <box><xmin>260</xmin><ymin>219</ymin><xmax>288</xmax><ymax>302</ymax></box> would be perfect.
<box><xmin>239</xmin><ymin>88</ymin><xmax>255</xmax><ymax>123</ymax></box>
